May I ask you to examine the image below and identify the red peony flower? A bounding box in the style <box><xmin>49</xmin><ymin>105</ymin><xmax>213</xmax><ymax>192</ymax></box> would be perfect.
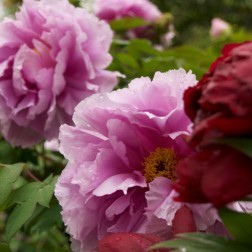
<box><xmin>184</xmin><ymin>41</ymin><xmax>252</xmax><ymax>147</ymax></box>
<box><xmin>98</xmin><ymin>232</ymin><xmax>167</xmax><ymax>252</ymax></box>
<box><xmin>172</xmin><ymin>205</ymin><xmax>197</xmax><ymax>234</ymax></box>
<box><xmin>174</xmin><ymin>145</ymin><xmax>252</xmax><ymax>207</ymax></box>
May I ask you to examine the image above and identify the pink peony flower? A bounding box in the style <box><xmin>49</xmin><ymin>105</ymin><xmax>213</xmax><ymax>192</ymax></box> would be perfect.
<box><xmin>209</xmin><ymin>18</ymin><xmax>231</xmax><ymax>38</ymax></box>
<box><xmin>55</xmin><ymin>69</ymin><xmax>224</xmax><ymax>252</ymax></box>
<box><xmin>0</xmin><ymin>0</ymin><xmax>117</xmax><ymax>147</ymax></box>
<box><xmin>94</xmin><ymin>0</ymin><xmax>161</xmax><ymax>23</ymax></box>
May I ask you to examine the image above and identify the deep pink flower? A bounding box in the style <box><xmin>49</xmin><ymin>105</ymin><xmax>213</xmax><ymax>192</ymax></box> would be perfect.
<box><xmin>94</xmin><ymin>0</ymin><xmax>161</xmax><ymax>23</ymax></box>
<box><xmin>55</xmin><ymin>69</ymin><xmax>224</xmax><ymax>251</ymax></box>
<box><xmin>0</xmin><ymin>0</ymin><xmax>117</xmax><ymax>147</ymax></box>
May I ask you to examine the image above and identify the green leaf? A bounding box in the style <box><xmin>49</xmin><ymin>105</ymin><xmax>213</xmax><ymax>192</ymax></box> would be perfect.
<box><xmin>6</xmin><ymin>182</ymin><xmax>41</xmax><ymax>207</ymax></box>
<box><xmin>150</xmin><ymin>233</ymin><xmax>252</xmax><ymax>252</ymax></box>
<box><xmin>37</xmin><ymin>175</ymin><xmax>58</xmax><ymax>208</ymax></box>
<box><xmin>0</xmin><ymin>243</ymin><xmax>11</xmax><ymax>252</ymax></box>
<box><xmin>110</xmin><ymin>17</ymin><xmax>147</xmax><ymax>31</ymax></box>
<box><xmin>0</xmin><ymin>163</ymin><xmax>24</xmax><ymax>207</ymax></box>
<box><xmin>142</xmin><ymin>57</ymin><xmax>177</xmax><ymax>76</ymax></box>
<box><xmin>117</xmin><ymin>53</ymin><xmax>139</xmax><ymax>70</ymax></box>
<box><xmin>217</xmin><ymin>138</ymin><xmax>252</xmax><ymax>158</ymax></box>
<box><xmin>5</xmin><ymin>182</ymin><xmax>40</xmax><ymax>241</ymax></box>
<box><xmin>160</xmin><ymin>46</ymin><xmax>216</xmax><ymax>79</ymax></box>
<box><xmin>5</xmin><ymin>176</ymin><xmax>58</xmax><ymax>241</ymax></box>
<box><xmin>218</xmin><ymin>207</ymin><xmax>252</xmax><ymax>243</ymax></box>
<box><xmin>5</xmin><ymin>196</ymin><xmax>37</xmax><ymax>242</ymax></box>
<box><xmin>127</xmin><ymin>39</ymin><xmax>158</xmax><ymax>56</ymax></box>
<box><xmin>0</xmin><ymin>141</ymin><xmax>17</xmax><ymax>164</ymax></box>
<box><xmin>25</xmin><ymin>201</ymin><xmax>63</xmax><ymax>233</ymax></box>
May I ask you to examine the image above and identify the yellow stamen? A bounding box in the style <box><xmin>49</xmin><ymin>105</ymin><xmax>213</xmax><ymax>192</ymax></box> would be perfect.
<box><xmin>143</xmin><ymin>147</ymin><xmax>178</xmax><ymax>183</ymax></box>
<box><xmin>33</xmin><ymin>48</ymin><xmax>41</xmax><ymax>57</ymax></box>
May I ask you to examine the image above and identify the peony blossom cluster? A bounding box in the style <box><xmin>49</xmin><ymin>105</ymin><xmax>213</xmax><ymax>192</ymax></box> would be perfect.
<box><xmin>175</xmin><ymin>42</ymin><xmax>252</xmax><ymax>207</ymax></box>
<box><xmin>94</xmin><ymin>0</ymin><xmax>161</xmax><ymax>23</ymax></box>
<box><xmin>55</xmin><ymin>69</ymin><xmax>225</xmax><ymax>252</ymax></box>
<box><xmin>0</xmin><ymin>0</ymin><xmax>117</xmax><ymax>147</ymax></box>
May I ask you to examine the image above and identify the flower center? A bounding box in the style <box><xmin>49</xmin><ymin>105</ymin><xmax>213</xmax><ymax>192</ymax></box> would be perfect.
<box><xmin>143</xmin><ymin>147</ymin><xmax>178</xmax><ymax>183</ymax></box>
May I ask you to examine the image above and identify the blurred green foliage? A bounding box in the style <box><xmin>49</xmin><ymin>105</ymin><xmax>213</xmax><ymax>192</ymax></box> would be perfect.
<box><xmin>109</xmin><ymin>37</ymin><xmax>216</xmax><ymax>88</ymax></box>
<box><xmin>152</xmin><ymin>0</ymin><xmax>252</xmax><ymax>46</ymax></box>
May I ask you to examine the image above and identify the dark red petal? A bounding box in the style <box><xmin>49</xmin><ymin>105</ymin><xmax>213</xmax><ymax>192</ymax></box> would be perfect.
<box><xmin>172</xmin><ymin>205</ymin><xmax>197</xmax><ymax>234</ymax></box>
<box><xmin>183</xmin><ymin>41</ymin><xmax>252</xmax><ymax>147</ymax></box>
<box><xmin>98</xmin><ymin>232</ymin><xmax>167</xmax><ymax>252</ymax></box>
<box><xmin>174</xmin><ymin>151</ymin><xmax>210</xmax><ymax>203</ymax></box>
<box><xmin>207</xmin><ymin>117</ymin><xmax>252</xmax><ymax>136</ymax></box>
<box><xmin>175</xmin><ymin>145</ymin><xmax>252</xmax><ymax>207</ymax></box>
<box><xmin>183</xmin><ymin>85</ymin><xmax>202</xmax><ymax>121</ymax></box>
<box><xmin>209</xmin><ymin>42</ymin><xmax>248</xmax><ymax>72</ymax></box>
<box><xmin>188</xmin><ymin>116</ymin><xmax>252</xmax><ymax>147</ymax></box>
<box><xmin>201</xmin><ymin>147</ymin><xmax>252</xmax><ymax>207</ymax></box>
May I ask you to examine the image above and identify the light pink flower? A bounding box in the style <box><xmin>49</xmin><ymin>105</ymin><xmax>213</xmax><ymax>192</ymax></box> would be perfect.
<box><xmin>44</xmin><ymin>138</ymin><xmax>59</xmax><ymax>152</ymax></box>
<box><xmin>0</xmin><ymin>0</ymin><xmax>117</xmax><ymax>147</ymax></box>
<box><xmin>228</xmin><ymin>200</ymin><xmax>252</xmax><ymax>213</ymax></box>
<box><xmin>94</xmin><ymin>0</ymin><xmax>161</xmax><ymax>22</ymax></box>
<box><xmin>160</xmin><ymin>24</ymin><xmax>176</xmax><ymax>48</ymax></box>
<box><xmin>55</xmin><ymin>69</ymin><xmax>223</xmax><ymax>252</ymax></box>
<box><xmin>210</xmin><ymin>18</ymin><xmax>231</xmax><ymax>38</ymax></box>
